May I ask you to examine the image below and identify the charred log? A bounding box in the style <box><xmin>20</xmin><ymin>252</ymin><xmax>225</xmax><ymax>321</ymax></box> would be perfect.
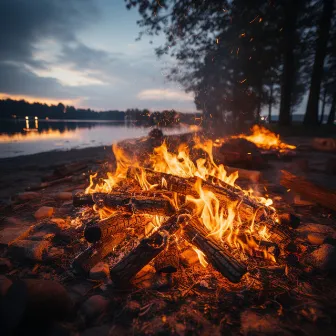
<box><xmin>73</xmin><ymin>192</ymin><xmax>175</xmax><ymax>216</ymax></box>
<box><xmin>128</xmin><ymin>168</ymin><xmax>274</xmax><ymax>221</ymax></box>
<box><xmin>278</xmin><ymin>212</ymin><xmax>300</xmax><ymax>229</ymax></box>
<box><xmin>183</xmin><ymin>219</ymin><xmax>247</xmax><ymax>283</ymax></box>
<box><xmin>110</xmin><ymin>209</ymin><xmax>191</xmax><ymax>286</ymax></box>
<box><xmin>84</xmin><ymin>213</ymin><xmax>156</xmax><ymax>243</ymax></box>
<box><xmin>154</xmin><ymin>242</ymin><xmax>180</xmax><ymax>273</ymax></box>
<box><xmin>71</xmin><ymin>233</ymin><xmax>125</xmax><ymax>275</ymax></box>
<box><xmin>280</xmin><ymin>170</ymin><xmax>336</xmax><ymax>212</ymax></box>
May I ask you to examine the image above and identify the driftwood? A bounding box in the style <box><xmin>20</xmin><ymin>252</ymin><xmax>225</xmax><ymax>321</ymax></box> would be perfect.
<box><xmin>72</xmin><ymin>233</ymin><xmax>125</xmax><ymax>275</ymax></box>
<box><xmin>183</xmin><ymin>219</ymin><xmax>247</xmax><ymax>283</ymax></box>
<box><xmin>42</xmin><ymin>162</ymin><xmax>88</xmax><ymax>182</ymax></box>
<box><xmin>280</xmin><ymin>170</ymin><xmax>336</xmax><ymax>212</ymax></box>
<box><xmin>26</xmin><ymin>175</ymin><xmax>85</xmax><ymax>191</ymax></box>
<box><xmin>110</xmin><ymin>209</ymin><xmax>191</xmax><ymax>286</ymax></box>
<box><xmin>84</xmin><ymin>213</ymin><xmax>156</xmax><ymax>243</ymax></box>
<box><xmin>154</xmin><ymin>242</ymin><xmax>180</xmax><ymax>273</ymax></box>
<box><xmin>73</xmin><ymin>192</ymin><xmax>175</xmax><ymax>216</ymax></box>
<box><xmin>128</xmin><ymin>168</ymin><xmax>274</xmax><ymax>221</ymax></box>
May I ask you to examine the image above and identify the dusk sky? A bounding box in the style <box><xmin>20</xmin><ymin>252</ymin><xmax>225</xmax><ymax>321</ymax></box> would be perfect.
<box><xmin>0</xmin><ymin>0</ymin><xmax>196</xmax><ymax>112</ymax></box>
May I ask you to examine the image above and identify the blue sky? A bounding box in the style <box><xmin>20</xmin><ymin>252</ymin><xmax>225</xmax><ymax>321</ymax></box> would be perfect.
<box><xmin>0</xmin><ymin>0</ymin><xmax>196</xmax><ymax>112</ymax></box>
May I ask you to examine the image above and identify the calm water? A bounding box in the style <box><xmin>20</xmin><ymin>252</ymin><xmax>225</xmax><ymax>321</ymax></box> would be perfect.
<box><xmin>0</xmin><ymin>119</ymin><xmax>192</xmax><ymax>158</ymax></box>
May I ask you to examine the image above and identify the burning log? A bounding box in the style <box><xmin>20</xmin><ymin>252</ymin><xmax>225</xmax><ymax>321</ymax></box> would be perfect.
<box><xmin>128</xmin><ymin>168</ymin><xmax>274</xmax><ymax>221</ymax></box>
<box><xmin>183</xmin><ymin>219</ymin><xmax>247</xmax><ymax>283</ymax></box>
<box><xmin>71</xmin><ymin>233</ymin><xmax>125</xmax><ymax>275</ymax></box>
<box><xmin>154</xmin><ymin>242</ymin><xmax>180</xmax><ymax>273</ymax></box>
<box><xmin>280</xmin><ymin>170</ymin><xmax>336</xmax><ymax>212</ymax></box>
<box><xmin>84</xmin><ymin>213</ymin><xmax>156</xmax><ymax>243</ymax></box>
<box><xmin>110</xmin><ymin>209</ymin><xmax>191</xmax><ymax>286</ymax></box>
<box><xmin>73</xmin><ymin>192</ymin><xmax>175</xmax><ymax>216</ymax></box>
<box><xmin>225</xmin><ymin>166</ymin><xmax>261</xmax><ymax>183</ymax></box>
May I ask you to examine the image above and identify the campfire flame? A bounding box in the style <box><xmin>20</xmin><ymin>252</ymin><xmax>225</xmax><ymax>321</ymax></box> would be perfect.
<box><xmin>85</xmin><ymin>136</ymin><xmax>277</xmax><ymax>266</ymax></box>
<box><xmin>236</xmin><ymin>125</ymin><xmax>296</xmax><ymax>152</ymax></box>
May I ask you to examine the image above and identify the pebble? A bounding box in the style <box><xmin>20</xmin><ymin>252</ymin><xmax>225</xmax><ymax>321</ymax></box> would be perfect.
<box><xmin>89</xmin><ymin>262</ymin><xmax>110</xmax><ymax>280</ymax></box>
<box><xmin>34</xmin><ymin>206</ymin><xmax>54</xmax><ymax>220</ymax></box>
<box><xmin>297</xmin><ymin>223</ymin><xmax>336</xmax><ymax>239</ymax></box>
<box><xmin>306</xmin><ymin>244</ymin><xmax>336</xmax><ymax>271</ymax></box>
<box><xmin>9</xmin><ymin>239</ymin><xmax>51</xmax><ymax>261</ymax></box>
<box><xmin>0</xmin><ymin>257</ymin><xmax>12</xmax><ymax>273</ymax></box>
<box><xmin>79</xmin><ymin>295</ymin><xmax>109</xmax><ymax>324</ymax></box>
<box><xmin>56</xmin><ymin>192</ymin><xmax>73</xmax><ymax>201</ymax></box>
<box><xmin>17</xmin><ymin>192</ymin><xmax>40</xmax><ymax>201</ymax></box>
<box><xmin>307</xmin><ymin>233</ymin><xmax>325</xmax><ymax>245</ymax></box>
<box><xmin>0</xmin><ymin>275</ymin><xmax>12</xmax><ymax>297</ymax></box>
<box><xmin>181</xmin><ymin>248</ymin><xmax>199</xmax><ymax>266</ymax></box>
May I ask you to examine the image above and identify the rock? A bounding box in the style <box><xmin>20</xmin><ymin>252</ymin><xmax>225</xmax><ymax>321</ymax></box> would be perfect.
<box><xmin>240</xmin><ymin>310</ymin><xmax>292</xmax><ymax>336</ymax></box>
<box><xmin>34</xmin><ymin>206</ymin><xmax>54</xmax><ymax>220</ymax></box>
<box><xmin>50</xmin><ymin>218</ymin><xmax>66</xmax><ymax>226</ymax></box>
<box><xmin>9</xmin><ymin>239</ymin><xmax>51</xmax><ymax>261</ymax></box>
<box><xmin>3</xmin><ymin>216</ymin><xmax>29</xmax><ymax>227</ymax></box>
<box><xmin>307</xmin><ymin>233</ymin><xmax>325</xmax><ymax>245</ymax></box>
<box><xmin>1</xmin><ymin>279</ymin><xmax>73</xmax><ymax>334</ymax></box>
<box><xmin>297</xmin><ymin>223</ymin><xmax>336</xmax><ymax>241</ymax></box>
<box><xmin>28</xmin><ymin>230</ymin><xmax>55</xmax><ymax>241</ymax></box>
<box><xmin>0</xmin><ymin>275</ymin><xmax>12</xmax><ymax>297</ymax></box>
<box><xmin>306</xmin><ymin>244</ymin><xmax>336</xmax><ymax>271</ymax></box>
<box><xmin>0</xmin><ymin>257</ymin><xmax>13</xmax><ymax>273</ymax></box>
<box><xmin>56</xmin><ymin>192</ymin><xmax>73</xmax><ymax>201</ymax></box>
<box><xmin>89</xmin><ymin>262</ymin><xmax>109</xmax><ymax>280</ymax></box>
<box><xmin>181</xmin><ymin>248</ymin><xmax>199</xmax><ymax>266</ymax></box>
<box><xmin>0</xmin><ymin>226</ymin><xmax>33</xmax><ymax>247</ymax></box>
<box><xmin>79</xmin><ymin>295</ymin><xmax>109</xmax><ymax>324</ymax></box>
<box><xmin>17</xmin><ymin>192</ymin><xmax>40</xmax><ymax>201</ymax></box>
<box><xmin>67</xmin><ymin>282</ymin><xmax>93</xmax><ymax>307</ymax></box>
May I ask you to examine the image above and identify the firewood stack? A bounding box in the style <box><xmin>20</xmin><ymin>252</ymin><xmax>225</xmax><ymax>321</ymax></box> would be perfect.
<box><xmin>72</xmin><ymin>166</ymin><xmax>298</xmax><ymax>286</ymax></box>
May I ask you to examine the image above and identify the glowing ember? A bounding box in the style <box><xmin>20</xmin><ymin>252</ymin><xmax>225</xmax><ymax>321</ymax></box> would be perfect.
<box><xmin>236</xmin><ymin>125</ymin><xmax>296</xmax><ymax>152</ymax></box>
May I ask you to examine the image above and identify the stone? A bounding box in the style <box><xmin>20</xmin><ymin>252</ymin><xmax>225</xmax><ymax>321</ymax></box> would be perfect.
<box><xmin>307</xmin><ymin>233</ymin><xmax>325</xmax><ymax>245</ymax></box>
<box><xmin>3</xmin><ymin>216</ymin><xmax>29</xmax><ymax>227</ymax></box>
<box><xmin>0</xmin><ymin>226</ymin><xmax>33</xmax><ymax>247</ymax></box>
<box><xmin>56</xmin><ymin>192</ymin><xmax>73</xmax><ymax>201</ymax></box>
<box><xmin>28</xmin><ymin>230</ymin><xmax>55</xmax><ymax>241</ymax></box>
<box><xmin>181</xmin><ymin>248</ymin><xmax>199</xmax><ymax>266</ymax></box>
<box><xmin>50</xmin><ymin>218</ymin><xmax>66</xmax><ymax>226</ymax></box>
<box><xmin>89</xmin><ymin>262</ymin><xmax>109</xmax><ymax>280</ymax></box>
<box><xmin>17</xmin><ymin>192</ymin><xmax>40</xmax><ymax>201</ymax></box>
<box><xmin>306</xmin><ymin>244</ymin><xmax>336</xmax><ymax>271</ymax></box>
<box><xmin>1</xmin><ymin>279</ymin><xmax>73</xmax><ymax>331</ymax></box>
<box><xmin>0</xmin><ymin>275</ymin><xmax>12</xmax><ymax>297</ymax></box>
<box><xmin>0</xmin><ymin>257</ymin><xmax>13</xmax><ymax>273</ymax></box>
<box><xmin>79</xmin><ymin>295</ymin><xmax>109</xmax><ymax>324</ymax></box>
<box><xmin>240</xmin><ymin>310</ymin><xmax>292</xmax><ymax>336</ymax></box>
<box><xmin>9</xmin><ymin>239</ymin><xmax>51</xmax><ymax>261</ymax></box>
<box><xmin>297</xmin><ymin>223</ymin><xmax>336</xmax><ymax>240</ymax></box>
<box><xmin>34</xmin><ymin>206</ymin><xmax>54</xmax><ymax>220</ymax></box>
<box><xmin>46</xmin><ymin>247</ymin><xmax>65</xmax><ymax>260</ymax></box>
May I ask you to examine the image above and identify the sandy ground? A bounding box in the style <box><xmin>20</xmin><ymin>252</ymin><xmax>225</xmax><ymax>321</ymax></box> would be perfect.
<box><xmin>0</xmin><ymin>145</ymin><xmax>112</xmax><ymax>200</ymax></box>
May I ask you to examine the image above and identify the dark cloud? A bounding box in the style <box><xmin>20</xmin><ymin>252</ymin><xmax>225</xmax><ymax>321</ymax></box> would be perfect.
<box><xmin>0</xmin><ymin>0</ymin><xmax>98</xmax><ymax>97</ymax></box>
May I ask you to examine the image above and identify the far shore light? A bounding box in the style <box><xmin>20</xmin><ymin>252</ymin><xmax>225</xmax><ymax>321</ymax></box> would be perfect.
<box><xmin>25</xmin><ymin>116</ymin><xmax>29</xmax><ymax>120</ymax></box>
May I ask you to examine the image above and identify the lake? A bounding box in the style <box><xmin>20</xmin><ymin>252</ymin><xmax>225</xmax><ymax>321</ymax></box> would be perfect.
<box><xmin>0</xmin><ymin>119</ymin><xmax>193</xmax><ymax>158</ymax></box>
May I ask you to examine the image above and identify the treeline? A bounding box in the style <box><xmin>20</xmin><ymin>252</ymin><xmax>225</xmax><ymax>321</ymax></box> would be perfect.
<box><xmin>127</xmin><ymin>0</ymin><xmax>336</xmax><ymax>127</ymax></box>
<box><xmin>0</xmin><ymin>98</ymin><xmax>201</xmax><ymax>126</ymax></box>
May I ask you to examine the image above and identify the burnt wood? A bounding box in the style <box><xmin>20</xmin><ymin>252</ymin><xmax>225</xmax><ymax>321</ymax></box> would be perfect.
<box><xmin>110</xmin><ymin>209</ymin><xmax>191</xmax><ymax>286</ymax></box>
<box><xmin>84</xmin><ymin>213</ymin><xmax>156</xmax><ymax>243</ymax></box>
<box><xmin>73</xmin><ymin>191</ymin><xmax>175</xmax><ymax>216</ymax></box>
<box><xmin>154</xmin><ymin>242</ymin><xmax>180</xmax><ymax>273</ymax></box>
<box><xmin>281</xmin><ymin>170</ymin><xmax>336</xmax><ymax>212</ymax></box>
<box><xmin>183</xmin><ymin>219</ymin><xmax>247</xmax><ymax>283</ymax></box>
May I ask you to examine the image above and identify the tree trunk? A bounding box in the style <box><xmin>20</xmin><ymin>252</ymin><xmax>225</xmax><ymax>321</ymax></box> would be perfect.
<box><xmin>304</xmin><ymin>0</ymin><xmax>334</xmax><ymax>126</ymax></box>
<box><xmin>278</xmin><ymin>0</ymin><xmax>300</xmax><ymax>126</ymax></box>
<box><xmin>327</xmin><ymin>93</ymin><xmax>336</xmax><ymax>125</ymax></box>
<box><xmin>320</xmin><ymin>87</ymin><xmax>327</xmax><ymax>124</ymax></box>
<box><xmin>268</xmin><ymin>84</ymin><xmax>274</xmax><ymax>123</ymax></box>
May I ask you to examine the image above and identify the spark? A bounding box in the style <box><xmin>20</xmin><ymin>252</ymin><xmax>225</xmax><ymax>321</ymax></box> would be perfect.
<box><xmin>237</xmin><ymin>47</ymin><xmax>240</xmax><ymax>56</ymax></box>
<box><xmin>259</xmin><ymin>17</ymin><xmax>263</xmax><ymax>23</ymax></box>
<box><xmin>240</xmin><ymin>33</ymin><xmax>246</xmax><ymax>38</ymax></box>
<box><xmin>240</xmin><ymin>79</ymin><xmax>247</xmax><ymax>84</ymax></box>
<box><xmin>216</xmin><ymin>38</ymin><xmax>219</xmax><ymax>44</ymax></box>
<box><xmin>250</xmin><ymin>15</ymin><xmax>259</xmax><ymax>24</ymax></box>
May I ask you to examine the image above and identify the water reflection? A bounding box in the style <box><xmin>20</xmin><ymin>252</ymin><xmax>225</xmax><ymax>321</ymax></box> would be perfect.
<box><xmin>0</xmin><ymin>119</ymin><xmax>191</xmax><ymax>158</ymax></box>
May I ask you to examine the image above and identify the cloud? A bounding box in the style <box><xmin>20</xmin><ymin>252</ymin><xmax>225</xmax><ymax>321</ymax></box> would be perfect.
<box><xmin>137</xmin><ymin>89</ymin><xmax>194</xmax><ymax>101</ymax></box>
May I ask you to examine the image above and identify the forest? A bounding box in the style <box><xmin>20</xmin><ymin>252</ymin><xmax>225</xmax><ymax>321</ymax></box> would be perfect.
<box><xmin>125</xmin><ymin>0</ymin><xmax>336</xmax><ymax>128</ymax></box>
